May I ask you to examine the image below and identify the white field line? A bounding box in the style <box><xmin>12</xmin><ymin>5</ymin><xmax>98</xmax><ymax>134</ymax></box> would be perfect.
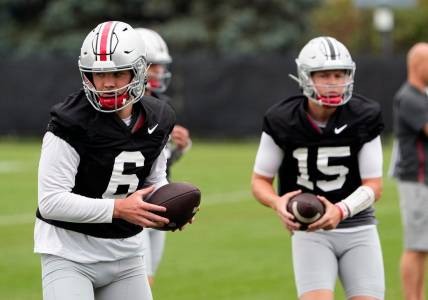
<box><xmin>0</xmin><ymin>213</ymin><xmax>35</xmax><ymax>226</ymax></box>
<box><xmin>0</xmin><ymin>161</ymin><xmax>24</xmax><ymax>173</ymax></box>
<box><xmin>202</xmin><ymin>190</ymin><xmax>251</xmax><ymax>206</ymax></box>
<box><xmin>0</xmin><ymin>190</ymin><xmax>252</xmax><ymax>226</ymax></box>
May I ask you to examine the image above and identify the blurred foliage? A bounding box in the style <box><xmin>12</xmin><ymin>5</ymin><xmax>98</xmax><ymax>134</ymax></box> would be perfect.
<box><xmin>0</xmin><ymin>0</ymin><xmax>427</xmax><ymax>57</ymax></box>
<box><xmin>0</xmin><ymin>0</ymin><xmax>319</xmax><ymax>56</ymax></box>
<box><xmin>309</xmin><ymin>0</ymin><xmax>372</xmax><ymax>53</ymax></box>
<box><xmin>310</xmin><ymin>0</ymin><xmax>428</xmax><ymax>54</ymax></box>
<box><xmin>152</xmin><ymin>1</ymin><xmax>319</xmax><ymax>54</ymax></box>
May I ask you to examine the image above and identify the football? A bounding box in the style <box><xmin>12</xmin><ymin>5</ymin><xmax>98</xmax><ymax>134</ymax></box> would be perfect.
<box><xmin>286</xmin><ymin>193</ymin><xmax>325</xmax><ymax>229</ymax></box>
<box><xmin>146</xmin><ymin>182</ymin><xmax>201</xmax><ymax>231</ymax></box>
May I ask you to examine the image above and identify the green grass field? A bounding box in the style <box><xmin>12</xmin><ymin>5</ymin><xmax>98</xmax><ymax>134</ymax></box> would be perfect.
<box><xmin>0</xmin><ymin>137</ymin><xmax>412</xmax><ymax>299</ymax></box>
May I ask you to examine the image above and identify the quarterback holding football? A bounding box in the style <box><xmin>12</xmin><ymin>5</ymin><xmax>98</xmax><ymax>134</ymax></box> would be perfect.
<box><xmin>34</xmin><ymin>21</ymin><xmax>177</xmax><ymax>300</ymax></box>
<box><xmin>251</xmin><ymin>37</ymin><xmax>385</xmax><ymax>299</ymax></box>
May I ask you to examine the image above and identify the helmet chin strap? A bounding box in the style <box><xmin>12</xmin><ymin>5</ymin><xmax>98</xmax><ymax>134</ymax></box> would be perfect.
<box><xmin>98</xmin><ymin>93</ymin><xmax>129</xmax><ymax>110</ymax></box>
<box><xmin>316</xmin><ymin>95</ymin><xmax>343</xmax><ymax>106</ymax></box>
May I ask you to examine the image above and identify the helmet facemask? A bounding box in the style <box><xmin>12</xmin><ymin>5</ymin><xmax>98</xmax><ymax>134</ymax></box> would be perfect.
<box><xmin>146</xmin><ymin>63</ymin><xmax>172</xmax><ymax>93</ymax></box>
<box><xmin>80</xmin><ymin>57</ymin><xmax>147</xmax><ymax>113</ymax></box>
<box><xmin>299</xmin><ymin>67</ymin><xmax>354</xmax><ymax>107</ymax></box>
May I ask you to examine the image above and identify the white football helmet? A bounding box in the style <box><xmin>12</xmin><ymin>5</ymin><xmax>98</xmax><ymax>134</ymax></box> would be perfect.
<box><xmin>293</xmin><ymin>36</ymin><xmax>356</xmax><ymax>106</ymax></box>
<box><xmin>136</xmin><ymin>28</ymin><xmax>172</xmax><ymax>93</ymax></box>
<box><xmin>79</xmin><ymin>21</ymin><xmax>148</xmax><ymax>112</ymax></box>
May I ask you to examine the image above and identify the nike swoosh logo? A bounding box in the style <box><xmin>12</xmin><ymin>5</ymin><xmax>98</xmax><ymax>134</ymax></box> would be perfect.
<box><xmin>334</xmin><ymin>124</ymin><xmax>347</xmax><ymax>134</ymax></box>
<box><xmin>148</xmin><ymin>124</ymin><xmax>158</xmax><ymax>134</ymax></box>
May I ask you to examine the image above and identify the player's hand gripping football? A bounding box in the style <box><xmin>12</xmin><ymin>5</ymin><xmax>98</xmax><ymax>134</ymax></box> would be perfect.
<box><xmin>273</xmin><ymin>190</ymin><xmax>302</xmax><ymax>232</ymax></box>
<box><xmin>113</xmin><ymin>186</ymin><xmax>170</xmax><ymax>228</ymax></box>
<box><xmin>307</xmin><ymin>196</ymin><xmax>342</xmax><ymax>231</ymax></box>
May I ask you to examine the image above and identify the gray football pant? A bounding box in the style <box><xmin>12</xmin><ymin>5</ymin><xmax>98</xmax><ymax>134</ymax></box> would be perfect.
<box><xmin>41</xmin><ymin>254</ymin><xmax>152</xmax><ymax>300</ymax></box>
<box><xmin>141</xmin><ymin>228</ymin><xmax>166</xmax><ymax>276</ymax></box>
<box><xmin>292</xmin><ymin>226</ymin><xmax>384</xmax><ymax>299</ymax></box>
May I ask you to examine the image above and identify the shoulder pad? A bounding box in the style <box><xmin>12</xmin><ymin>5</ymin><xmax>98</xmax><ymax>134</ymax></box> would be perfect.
<box><xmin>49</xmin><ymin>89</ymin><xmax>94</xmax><ymax>134</ymax></box>
<box><xmin>345</xmin><ymin>94</ymin><xmax>384</xmax><ymax>142</ymax></box>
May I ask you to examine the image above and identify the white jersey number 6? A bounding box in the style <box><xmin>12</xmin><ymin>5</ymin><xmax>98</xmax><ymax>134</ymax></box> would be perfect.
<box><xmin>102</xmin><ymin>151</ymin><xmax>145</xmax><ymax>198</ymax></box>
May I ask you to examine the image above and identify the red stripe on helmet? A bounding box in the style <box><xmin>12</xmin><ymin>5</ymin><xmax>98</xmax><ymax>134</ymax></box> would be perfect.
<box><xmin>99</xmin><ymin>21</ymin><xmax>113</xmax><ymax>61</ymax></box>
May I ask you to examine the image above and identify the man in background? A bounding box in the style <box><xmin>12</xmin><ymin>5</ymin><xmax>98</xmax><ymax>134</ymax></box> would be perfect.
<box><xmin>391</xmin><ymin>42</ymin><xmax>428</xmax><ymax>300</ymax></box>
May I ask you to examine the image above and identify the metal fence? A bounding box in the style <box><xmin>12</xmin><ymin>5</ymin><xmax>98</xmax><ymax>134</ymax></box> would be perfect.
<box><xmin>1</xmin><ymin>53</ymin><xmax>405</xmax><ymax>137</ymax></box>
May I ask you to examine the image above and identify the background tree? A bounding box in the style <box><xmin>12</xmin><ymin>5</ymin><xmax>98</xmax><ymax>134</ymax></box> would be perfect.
<box><xmin>310</xmin><ymin>0</ymin><xmax>428</xmax><ymax>54</ymax></box>
<box><xmin>0</xmin><ymin>0</ymin><xmax>319</xmax><ymax>56</ymax></box>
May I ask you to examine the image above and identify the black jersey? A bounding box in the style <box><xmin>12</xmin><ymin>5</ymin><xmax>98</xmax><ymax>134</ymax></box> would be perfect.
<box><xmin>36</xmin><ymin>90</ymin><xmax>176</xmax><ymax>238</ymax></box>
<box><xmin>150</xmin><ymin>91</ymin><xmax>183</xmax><ymax>178</ymax></box>
<box><xmin>263</xmin><ymin>94</ymin><xmax>384</xmax><ymax>228</ymax></box>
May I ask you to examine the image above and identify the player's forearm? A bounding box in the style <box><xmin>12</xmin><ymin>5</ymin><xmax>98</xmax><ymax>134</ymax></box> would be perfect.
<box><xmin>335</xmin><ymin>177</ymin><xmax>382</xmax><ymax>220</ymax></box>
<box><xmin>38</xmin><ymin>132</ymin><xmax>114</xmax><ymax>223</ymax></box>
<box><xmin>168</xmin><ymin>148</ymin><xmax>184</xmax><ymax>165</ymax></box>
<box><xmin>361</xmin><ymin>177</ymin><xmax>383</xmax><ymax>200</ymax></box>
<box><xmin>251</xmin><ymin>173</ymin><xmax>279</xmax><ymax>209</ymax></box>
<box><xmin>39</xmin><ymin>190</ymin><xmax>115</xmax><ymax>223</ymax></box>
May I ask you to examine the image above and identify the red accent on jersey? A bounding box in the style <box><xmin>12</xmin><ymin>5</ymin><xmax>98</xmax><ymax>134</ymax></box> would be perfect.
<box><xmin>305</xmin><ymin>113</ymin><xmax>322</xmax><ymax>134</ymax></box>
<box><xmin>99</xmin><ymin>21</ymin><xmax>113</xmax><ymax>61</ymax></box>
<box><xmin>132</xmin><ymin>113</ymin><xmax>145</xmax><ymax>133</ymax></box>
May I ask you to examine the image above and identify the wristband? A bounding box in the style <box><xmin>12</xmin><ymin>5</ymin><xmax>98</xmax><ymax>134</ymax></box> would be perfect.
<box><xmin>341</xmin><ymin>185</ymin><xmax>375</xmax><ymax>217</ymax></box>
<box><xmin>335</xmin><ymin>202</ymin><xmax>349</xmax><ymax>220</ymax></box>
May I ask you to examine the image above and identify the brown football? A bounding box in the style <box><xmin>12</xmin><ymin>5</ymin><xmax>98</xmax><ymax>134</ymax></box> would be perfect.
<box><xmin>286</xmin><ymin>193</ymin><xmax>325</xmax><ymax>230</ymax></box>
<box><xmin>146</xmin><ymin>182</ymin><xmax>201</xmax><ymax>231</ymax></box>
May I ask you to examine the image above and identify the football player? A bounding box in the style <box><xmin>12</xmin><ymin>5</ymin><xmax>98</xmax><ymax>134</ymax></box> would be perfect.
<box><xmin>251</xmin><ymin>37</ymin><xmax>385</xmax><ymax>300</ymax></box>
<box><xmin>136</xmin><ymin>27</ymin><xmax>192</xmax><ymax>287</ymax></box>
<box><xmin>34</xmin><ymin>21</ymin><xmax>176</xmax><ymax>300</ymax></box>
<box><xmin>391</xmin><ymin>43</ymin><xmax>428</xmax><ymax>300</ymax></box>
<box><xmin>136</xmin><ymin>27</ymin><xmax>191</xmax><ymax>168</ymax></box>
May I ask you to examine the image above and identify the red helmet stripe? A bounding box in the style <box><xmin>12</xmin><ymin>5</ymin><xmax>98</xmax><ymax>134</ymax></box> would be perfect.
<box><xmin>99</xmin><ymin>21</ymin><xmax>114</xmax><ymax>61</ymax></box>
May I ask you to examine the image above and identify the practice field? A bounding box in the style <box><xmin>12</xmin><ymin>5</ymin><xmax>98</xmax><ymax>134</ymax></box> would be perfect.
<box><xmin>0</xmin><ymin>138</ymin><xmax>408</xmax><ymax>299</ymax></box>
